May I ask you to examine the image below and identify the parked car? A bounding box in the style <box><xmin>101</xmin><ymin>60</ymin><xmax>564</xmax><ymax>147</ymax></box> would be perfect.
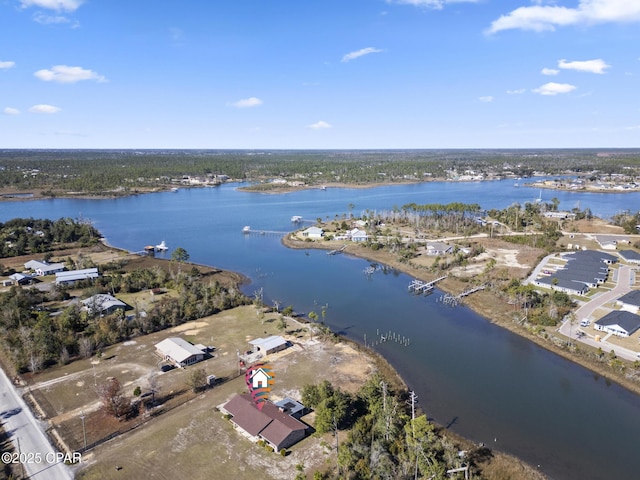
<box><xmin>580</xmin><ymin>320</ymin><xmax>590</xmax><ymax>327</ymax></box>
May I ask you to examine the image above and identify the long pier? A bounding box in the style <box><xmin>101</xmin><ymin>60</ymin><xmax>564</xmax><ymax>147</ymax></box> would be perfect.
<box><xmin>408</xmin><ymin>275</ymin><xmax>447</xmax><ymax>295</ymax></box>
<box><xmin>441</xmin><ymin>284</ymin><xmax>486</xmax><ymax>306</ymax></box>
<box><xmin>242</xmin><ymin>227</ymin><xmax>289</xmax><ymax>236</ymax></box>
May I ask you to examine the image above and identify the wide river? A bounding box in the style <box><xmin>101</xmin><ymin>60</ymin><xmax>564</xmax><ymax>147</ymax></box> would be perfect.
<box><xmin>2</xmin><ymin>179</ymin><xmax>640</xmax><ymax>480</ymax></box>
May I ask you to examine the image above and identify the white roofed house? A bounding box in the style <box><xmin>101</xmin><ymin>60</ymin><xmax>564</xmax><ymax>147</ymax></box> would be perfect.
<box><xmin>301</xmin><ymin>226</ymin><xmax>324</xmax><ymax>239</ymax></box>
<box><xmin>426</xmin><ymin>241</ymin><xmax>453</xmax><ymax>256</ymax></box>
<box><xmin>24</xmin><ymin>260</ymin><xmax>65</xmax><ymax>276</ymax></box>
<box><xmin>348</xmin><ymin>228</ymin><xmax>369</xmax><ymax>242</ymax></box>
<box><xmin>55</xmin><ymin>268</ymin><xmax>99</xmax><ymax>285</ymax></box>
<box><xmin>82</xmin><ymin>294</ymin><xmax>127</xmax><ymax>316</ymax></box>
<box><xmin>155</xmin><ymin>337</ymin><xmax>205</xmax><ymax>368</ymax></box>
<box><xmin>249</xmin><ymin>335</ymin><xmax>289</xmax><ymax>356</ymax></box>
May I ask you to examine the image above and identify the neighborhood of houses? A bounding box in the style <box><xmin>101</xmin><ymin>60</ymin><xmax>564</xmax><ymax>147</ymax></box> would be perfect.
<box><xmin>529</xmin><ymin>245</ymin><xmax>640</xmax><ymax>341</ymax></box>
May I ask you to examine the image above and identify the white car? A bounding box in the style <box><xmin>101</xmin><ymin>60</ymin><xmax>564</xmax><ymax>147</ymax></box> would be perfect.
<box><xmin>580</xmin><ymin>320</ymin><xmax>590</xmax><ymax>327</ymax></box>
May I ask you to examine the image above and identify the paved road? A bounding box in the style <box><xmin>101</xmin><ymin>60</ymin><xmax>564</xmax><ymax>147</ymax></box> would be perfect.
<box><xmin>0</xmin><ymin>368</ymin><xmax>74</xmax><ymax>480</ymax></box>
<box><xmin>558</xmin><ymin>264</ymin><xmax>637</xmax><ymax>361</ymax></box>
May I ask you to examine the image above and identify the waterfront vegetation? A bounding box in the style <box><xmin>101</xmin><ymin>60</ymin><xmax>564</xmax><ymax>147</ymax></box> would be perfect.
<box><xmin>288</xmin><ymin>199</ymin><xmax>640</xmax><ymax>398</ymax></box>
<box><xmin>0</xmin><ymin>220</ymin><xmax>248</xmax><ymax>373</ymax></box>
<box><xmin>1</xmin><ymin>148</ymin><xmax>639</xmax><ymax>196</ymax></box>
<box><xmin>300</xmin><ymin>377</ymin><xmax>475</xmax><ymax>480</ymax></box>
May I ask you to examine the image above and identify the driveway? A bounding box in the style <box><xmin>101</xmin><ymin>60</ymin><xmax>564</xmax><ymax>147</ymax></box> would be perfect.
<box><xmin>0</xmin><ymin>368</ymin><xmax>74</xmax><ymax>480</ymax></box>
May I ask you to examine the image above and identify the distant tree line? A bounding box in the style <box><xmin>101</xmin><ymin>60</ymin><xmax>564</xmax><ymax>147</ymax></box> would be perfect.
<box><xmin>1</xmin><ymin>149</ymin><xmax>639</xmax><ymax>195</ymax></box>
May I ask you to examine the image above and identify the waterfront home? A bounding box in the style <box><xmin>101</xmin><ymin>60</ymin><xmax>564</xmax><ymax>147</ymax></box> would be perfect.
<box><xmin>301</xmin><ymin>226</ymin><xmax>324</xmax><ymax>239</ymax></box>
<box><xmin>616</xmin><ymin>291</ymin><xmax>640</xmax><ymax>314</ymax></box>
<box><xmin>348</xmin><ymin>228</ymin><xmax>368</xmax><ymax>242</ymax></box>
<box><xmin>426</xmin><ymin>241</ymin><xmax>453</xmax><ymax>256</ymax></box>
<box><xmin>249</xmin><ymin>335</ymin><xmax>288</xmax><ymax>356</ymax></box>
<box><xmin>155</xmin><ymin>337</ymin><xmax>205</xmax><ymax>368</ymax></box>
<box><xmin>220</xmin><ymin>393</ymin><xmax>307</xmax><ymax>451</ymax></box>
<box><xmin>594</xmin><ymin>311</ymin><xmax>640</xmax><ymax>338</ymax></box>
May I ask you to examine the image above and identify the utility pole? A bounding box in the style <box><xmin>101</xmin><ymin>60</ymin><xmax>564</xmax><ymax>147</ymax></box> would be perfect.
<box><xmin>80</xmin><ymin>411</ymin><xmax>87</xmax><ymax>450</ymax></box>
<box><xmin>408</xmin><ymin>391</ymin><xmax>419</xmax><ymax>480</ymax></box>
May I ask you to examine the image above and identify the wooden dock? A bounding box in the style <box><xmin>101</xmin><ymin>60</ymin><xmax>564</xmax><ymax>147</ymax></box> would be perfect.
<box><xmin>408</xmin><ymin>275</ymin><xmax>447</xmax><ymax>295</ymax></box>
<box><xmin>241</xmin><ymin>227</ymin><xmax>289</xmax><ymax>236</ymax></box>
<box><xmin>327</xmin><ymin>245</ymin><xmax>346</xmax><ymax>255</ymax></box>
<box><xmin>441</xmin><ymin>284</ymin><xmax>486</xmax><ymax>306</ymax></box>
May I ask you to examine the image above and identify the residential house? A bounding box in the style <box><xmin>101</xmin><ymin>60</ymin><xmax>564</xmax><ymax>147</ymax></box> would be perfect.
<box><xmin>24</xmin><ymin>260</ymin><xmax>65</xmax><ymax>276</ymax></box>
<box><xmin>533</xmin><ymin>250</ymin><xmax>616</xmax><ymax>295</ymax></box>
<box><xmin>616</xmin><ymin>291</ymin><xmax>640</xmax><ymax>314</ymax></box>
<box><xmin>594</xmin><ymin>311</ymin><xmax>640</xmax><ymax>337</ymax></box>
<box><xmin>82</xmin><ymin>294</ymin><xmax>127</xmax><ymax>315</ymax></box>
<box><xmin>426</xmin><ymin>242</ymin><xmax>453</xmax><ymax>256</ymax></box>
<box><xmin>155</xmin><ymin>337</ymin><xmax>205</xmax><ymax>368</ymax></box>
<box><xmin>301</xmin><ymin>227</ymin><xmax>324</xmax><ymax>239</ymax></box>
<box><xmin>249</xmin><ymin>336</ymin><xmax>289</xmax><ymax>356</ymax></box>
<box><xmin>221</xmin><ymin>393</ymin><xmax>307</xmax><ymax>451</ymax></box>
<box><xmin>348</xmin><ymin>228</ymin><xmax>368</xmax><ymax>242</ymax></box>
<box><xmin>8</xmin><ymin>273</ymin><xmax>32</xmax><ymax>285</ymax></box>
<box><xmin>619</xmin><ymin>250</ymin><xmax>640</xmax><ymax>265</ymax></box>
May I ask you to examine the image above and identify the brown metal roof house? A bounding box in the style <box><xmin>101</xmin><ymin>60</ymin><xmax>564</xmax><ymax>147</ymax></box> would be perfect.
<box><xmin>221</xmin><ymin>394</ymin><xmax>307</xmax><ymax>451</ymax></box>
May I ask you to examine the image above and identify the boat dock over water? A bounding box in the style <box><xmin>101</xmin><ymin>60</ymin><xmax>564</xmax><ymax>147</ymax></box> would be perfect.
<box><xmin>408</xmin><ymin>275</ymin><xmax>447</xmax><ymax>294</ymax></box>
<box><xmin>241</xmin><ymin>226</ymin><xmax>289</xmax><ymax>236</ymax></box>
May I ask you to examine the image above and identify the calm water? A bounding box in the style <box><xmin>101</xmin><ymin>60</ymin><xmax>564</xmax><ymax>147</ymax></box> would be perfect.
<box><xmin>2</xmin><ymin>180</ymin><xmax>640</xmax><ymax>480</ymax></box>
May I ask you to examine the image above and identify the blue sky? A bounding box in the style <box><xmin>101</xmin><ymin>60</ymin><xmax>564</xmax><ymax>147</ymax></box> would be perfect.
<box><xmin>1</xmin><ymin>0</ymin><xmax>639</xmax><ymax>149</ymax></box>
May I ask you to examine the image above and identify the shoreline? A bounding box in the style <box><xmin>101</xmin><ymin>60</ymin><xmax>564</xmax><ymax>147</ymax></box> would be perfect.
<box><xmin>281</xmin><ymin>234</ymin><xmax>640</xmax><ymax>399</ymax></box>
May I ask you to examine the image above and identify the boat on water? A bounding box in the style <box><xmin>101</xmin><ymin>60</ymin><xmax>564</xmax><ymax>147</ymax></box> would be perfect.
<box><xmin>291</xmin><ymin>215</ymin><xmax>303</xmax><ymax>223</ymax></box>
<box><xmin>242</xmin><ymin>226</ymin><xmax>251</xmax><ymax>234</ymax></box>
<box><xmin>155</xmin><ymin>240</ymin><xmax>168</xmax><ymax>251</ymax></box>
<box><xmin>170</xmin><ymin>187</ymin><xmax>179</xmax><ymax>192</ymax></box>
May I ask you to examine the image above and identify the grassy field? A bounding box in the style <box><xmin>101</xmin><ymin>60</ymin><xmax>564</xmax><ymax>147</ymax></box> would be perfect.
<box><xmin>69</xmin><ymin>306</ymin><xmax>375</xmax><ymax>480</ymax></box>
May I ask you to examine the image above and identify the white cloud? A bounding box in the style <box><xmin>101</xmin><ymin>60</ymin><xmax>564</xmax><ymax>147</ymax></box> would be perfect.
<box><xmin>533</xmin><ymin>82</ymin><xmax>576</xmax><ymax>95</ymax></box>
<box><xmin>487</xmin><ymin>0</ymin><xmax>640</xmax><ymax>34</ymax></box>
<box><xmin>34</xmin><ymin>65</ymin><xmax>107</xmax><ymax>83</ymax></box>
<box><xmin>478</xmin><ymin>96</ymin><xmax>494</xmax><ymax>102</ymax></box>
<box><xmin>541</xmin><ymin>67</ymin><xmax>559</xmax><ymax>75</ymax></box>
<box><xmin>33</xmin><ymin>12</ymin><xmax>73</xmax><ymax>24</ymax></box>
<box><xmin>386</xmin><ymin>0</ymin><xmax>479</xmax><ymax>10</ymax></box>
<box><xmin>29</xmin><ymin>104</ymin><xmax>61</xmax><ymax>114</ymax></box>
<box><xmin>229</xmin><ymin>97</ymin><xmax>263</xmax><ymax>108</ymax></box>
<box><xmin>307</xmin><ymin>120</ymin><xmax>332</xmax><ymax>129</ymax></box>
<box><xmin>558</xmin><ymin>58</ymin><xmax>610</xmax><ymax>74</ymax></box>
<box><xmin>625</xmin><ymin>125</ymin><xmax>640</xmax><ymax>130</ymax></box>
<box><xmin>506</xmin><ymin>88</ymin><xmax>526</xmax><ymax>94</ymax></box>
<box><xmin>20</xmin><ymin>0</ymin><xmax>83</xmax><ymax>12</ymax></box>
<box><xmin>341</xmin><ymin>47</ymin><xmax>384</xmax><ymax>63</ymax></box>
<box><xmin>3</xmin><ymin>107</ymin><xmax>20</xmax><ymax>115</ymax></box>
<box><xmin>0</xmin><ymin>61</ymin><xmax>16</xmax><ymax>70</ymax></box>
